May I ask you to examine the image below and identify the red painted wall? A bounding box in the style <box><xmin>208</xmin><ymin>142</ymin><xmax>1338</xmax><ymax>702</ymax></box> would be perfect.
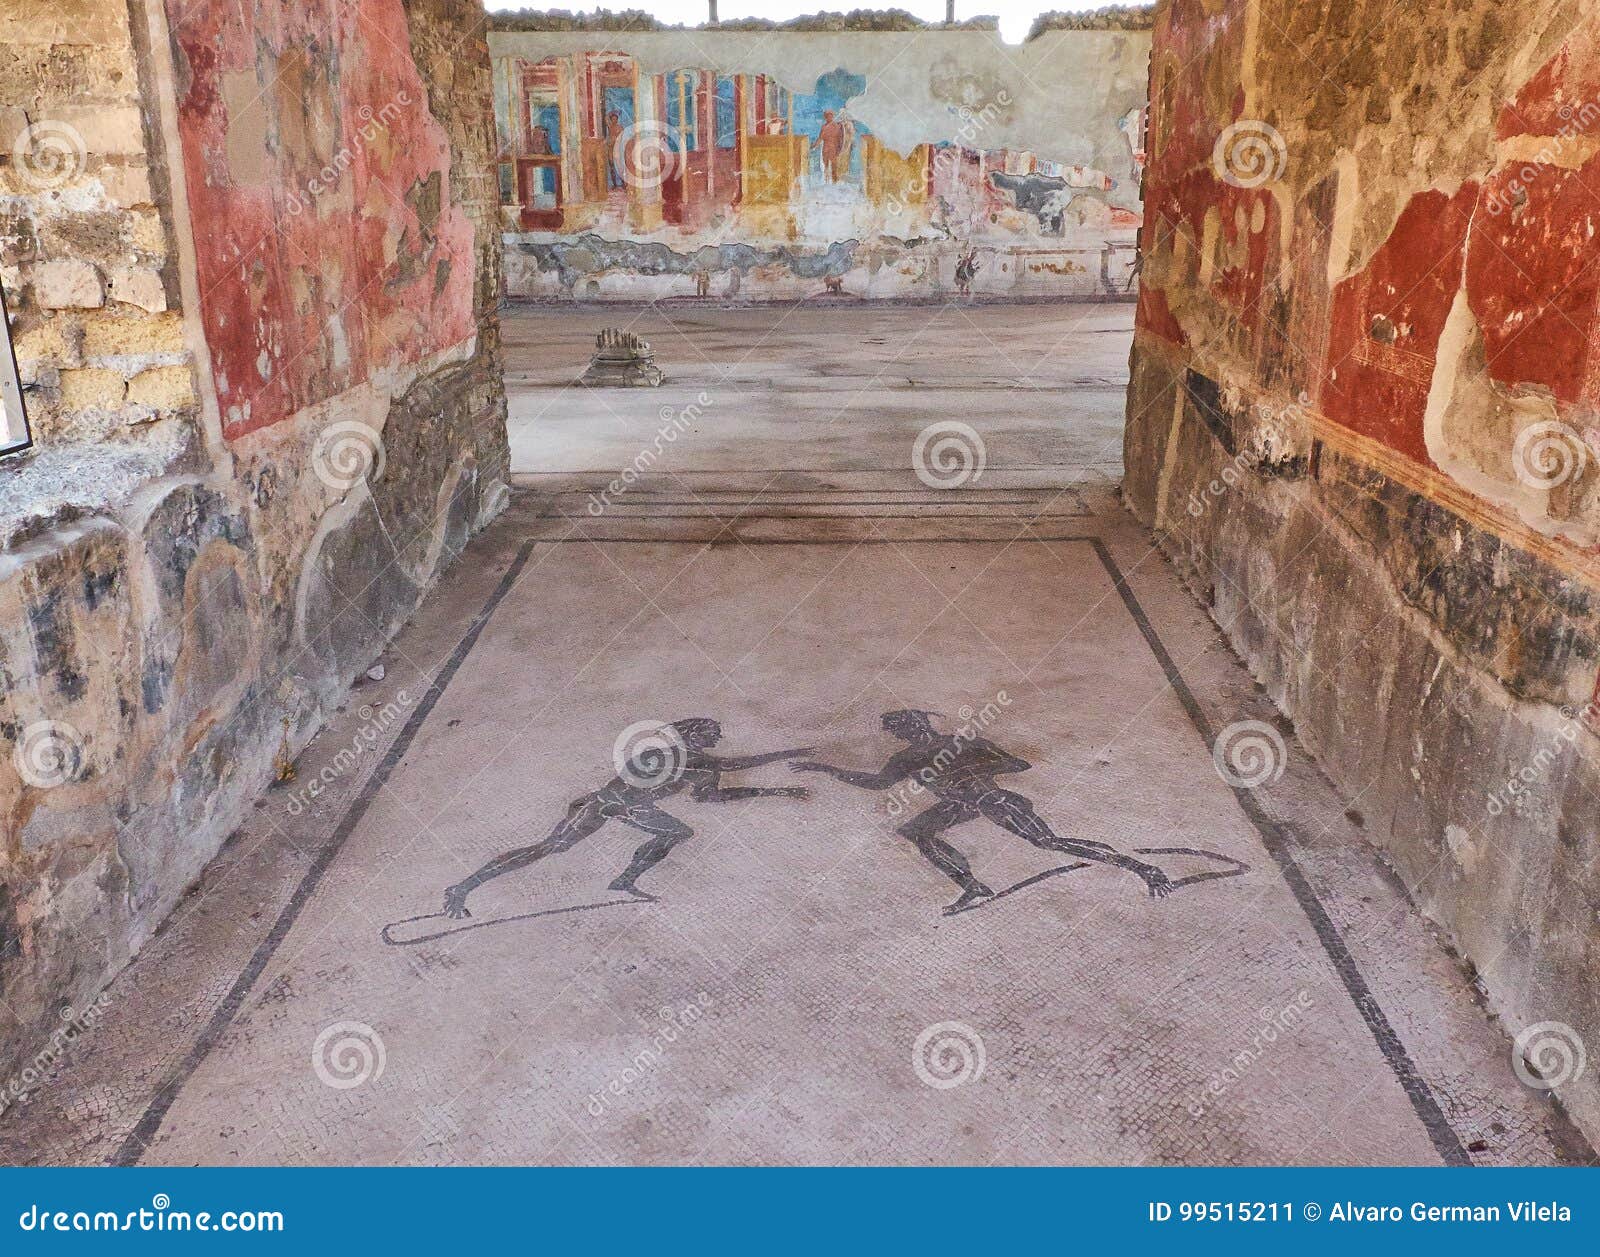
<box><xmin>166</xmin><ymin>0</ymin><xmax>477</xmax><ymax>439</ymax></box>
<box><xmin>1322</xmin><ymin>187</ymin><xmax>1478</xmax><ymax>463</ymax></box>
<box><xmin>1138</xmin><ymin>2</ymin><xmax>1600</xmax><ymax>474</ymax></box>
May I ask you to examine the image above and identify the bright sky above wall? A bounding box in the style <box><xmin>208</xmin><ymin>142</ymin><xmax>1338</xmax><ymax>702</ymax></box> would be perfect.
<box><xmin>481</xmin><ymin>4</ymin><xmax>1105</xmax><ymax>46</ymax></box>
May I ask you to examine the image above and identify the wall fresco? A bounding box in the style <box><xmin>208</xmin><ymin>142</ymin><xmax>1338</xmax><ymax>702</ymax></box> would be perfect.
<box><xmin>1</xmin><ymin>0</ymin><xmax>508</xmax><ymax>1100</ymax></box>
<box><xmin>488</xmin><ymin>30</ymin><xmax>1150</xmax><ymax>301</ymax></box>
<box><xmin>1124</xmin><ymin>0</ymin><xmax>1600</xmax><ymax>1144</ymax></box>
<box><xmin>165</xmin><ymin>0</ymin><xmax>478</xmax><ymax>438</ymax></box>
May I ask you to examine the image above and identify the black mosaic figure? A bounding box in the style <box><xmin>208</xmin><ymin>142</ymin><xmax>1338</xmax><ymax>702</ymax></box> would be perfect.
<box><xmin>791</xmin><ymin>709</ymin><xmax>1174</xmax><ymax>913</ymax></box>
<box><xmin>443</xmin><ymin>719</ymin><xmax>810</xmax><ymax>918</ymax></box>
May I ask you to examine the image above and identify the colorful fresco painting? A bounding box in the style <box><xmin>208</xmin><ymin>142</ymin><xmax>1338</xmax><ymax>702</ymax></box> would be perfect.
<box><xmin>489</xmin><ymin>34</ymin><xmax>1149</xmax><ymax>302</ymax></box>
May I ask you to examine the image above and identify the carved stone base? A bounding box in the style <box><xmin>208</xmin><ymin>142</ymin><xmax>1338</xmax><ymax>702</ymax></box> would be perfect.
<box><xmin>579</xmin><ymin>328</ymin><xmax>665</xmax><ymax>388</ymax></box>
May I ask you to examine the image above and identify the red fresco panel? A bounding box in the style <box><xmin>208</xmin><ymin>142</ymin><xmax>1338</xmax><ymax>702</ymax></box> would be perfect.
<box><xmin>165</xmin><ymin>0</ymin><xmax>477</xmax><ymax>440</ymax></box>
<box><xmin>1321</xmin><ymin>186</ymin><xmax>1479</xmax><ymax>465</ymax></box>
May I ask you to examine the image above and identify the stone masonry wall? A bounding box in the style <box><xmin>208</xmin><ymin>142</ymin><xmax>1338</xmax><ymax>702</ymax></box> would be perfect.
<box><xmin>0</xmin><ymin>0</ymin><xmax>507</xmax><ymax>1098</ymax></box>
<box><xmin>1125</xmin><ymin>0</ymin><xmax>1600</xmax><ymax>1139</ymax></box>
<box><xmin>1</xmin><ymin>0</ymin><xmax>198</xmax><ymax>535</ymax></box>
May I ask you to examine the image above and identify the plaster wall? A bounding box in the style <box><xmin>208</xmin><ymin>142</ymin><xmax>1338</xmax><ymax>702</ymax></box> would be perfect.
<box><xmin>488</xmin><ymin>27</ymin><xmax>1151</xmax><ymax>301</ymax></box>
<box><xmin>1125</xmin><ymin>0</ymin><xmax>1600</xmax><ymax>1140</ymax></box>
<box><xmin>0</xmin><ymin>0</ymin><xmax>508</xmax><ymax>1095</ymax></box>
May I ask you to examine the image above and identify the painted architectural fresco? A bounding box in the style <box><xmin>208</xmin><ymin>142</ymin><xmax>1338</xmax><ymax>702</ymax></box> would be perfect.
<box><xmin>165</xmin><ymin>0</ymin><xmax>479</xmax><ymax>438</ymax></box>
<box><xmin>488</xmin><ymin>31</ymin><xmax>1150</xmax><ymax>301</ymax></box>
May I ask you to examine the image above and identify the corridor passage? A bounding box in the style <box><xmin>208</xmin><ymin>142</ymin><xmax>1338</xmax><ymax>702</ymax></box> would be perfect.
<box><xmin>2</xmin><ymin>307</ymin><xmax>1580</xmax><ymax>1167</ymax></box>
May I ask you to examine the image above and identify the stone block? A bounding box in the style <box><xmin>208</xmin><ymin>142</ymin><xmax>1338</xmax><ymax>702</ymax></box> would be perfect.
<box><xmin>0</xmin><ymin>42</ymin><xmax>139</xmax><ymax>109</ymax></box>
<box><xmin>99</xmin><ymin>164</ymin><xmax>153</xmax><ymax>208</ymax></box>
<box><xmin>40</xmin><ymin>105</ymin><xmax>144</xmax><ymax>158</ymax></box>
<box><xmin>57</xmin><ymin>366</ymin><xmax>124</xmax><ymax>410</ymax></box>
<box><xmin>0</xmin><ymin>0</ymin><xmax>132</xmax><ymax>48</ymax></box>
<box><xmin>81</xmin><ymin>309</ymin><xmax>184</xmax><ymax>357</ymax></box>
<box><xmin>106</xmin><ymin>265</ymin><xmax>166</xmax><ymax>313</ymax></box>
<box><xmin>31</xmin><ymin>259</ymin><xmax>103</xmax><ymax>309</ymax></box>
<box><xmin>0</xmin><ymin>105</ymin><xmax>26</xmax><ymax>150</ymax></box>
<box><xmin>12</xmin><ymin>317</ymin><xmax>83</xmax><ymax>368</ymax></box>
<box><xmin>126</xmin><ymin>365</ymin><xmax>194</xmax><ymax>410</ymax></box>
<box><xmin>125</xmin><ymin>209</ymin><xmax>166</xmax><ymax>257</ymax></box>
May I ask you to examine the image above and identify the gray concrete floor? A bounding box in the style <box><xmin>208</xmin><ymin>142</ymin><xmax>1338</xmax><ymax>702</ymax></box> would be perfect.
<box><xmin>505</xmin><ymin>301</ymin><xmax>1132</xmax><ymax>481</ymax></box>
<box><xmin>0</xmin><ymin>304</ymin><xmax>1588</xmax><ymax>1166</ymax></box>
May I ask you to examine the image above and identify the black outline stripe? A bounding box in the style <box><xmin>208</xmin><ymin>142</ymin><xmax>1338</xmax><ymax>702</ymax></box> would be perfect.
<box><xmin>1087</xmin><ymin>537</ymin><xmax>1471</xmax><ymax>1166</ymax></box>
<box><xmin>524</xmin><ymin>508</ymin><xmax>1100</xmax><ymax>518</ymax></box>
<box><xmin>511</xmin><ymin>466</ymin><xmax>1120</xmax><ymax>477</ymax></box>
<box><xmin>497</xmin><ymin>534</ymin><xmax>1102</xmax><ymax>546</ymax></box>
<box><xmin>112</xmin><ymin>530</ymin><xmax>1469</xmax><ymax>1166</ymax></box>
<box><xmin>547</xmin><ymin>499</ymin><xmax>1084</xmax><ymax>507</ymax></box>
<box><xmin>111</xmin><ymin>540</ymin><xmax>541</xmax><ymax>1166</ymax></box>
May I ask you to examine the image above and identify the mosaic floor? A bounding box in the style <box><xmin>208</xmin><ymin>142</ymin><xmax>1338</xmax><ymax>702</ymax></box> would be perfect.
<box><xmin>1</xmin><ymin>305</ymin><xmax>1582</xmax><ymax>1166</ymax></box>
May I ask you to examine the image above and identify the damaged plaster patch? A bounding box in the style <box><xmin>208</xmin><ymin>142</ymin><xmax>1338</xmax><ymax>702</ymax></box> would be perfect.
<box><xmin>1444</xmin><ymin>823</ymin><xmax>1479</xmax><ymax>875</ymax></box>
<box><xmin>0</xmin><ymin>442</ymin><xmax>186</xmax><ymax>548</ymax></box>
<box><xmin>517</xmin><ymin>234</ymin><xmax>861</xmax><ymax>291</ymax></box>
<box><xmin>1424</xmin><ymin>287</ymin><xmax>1599</xmax><ymax>546</ymax></box>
